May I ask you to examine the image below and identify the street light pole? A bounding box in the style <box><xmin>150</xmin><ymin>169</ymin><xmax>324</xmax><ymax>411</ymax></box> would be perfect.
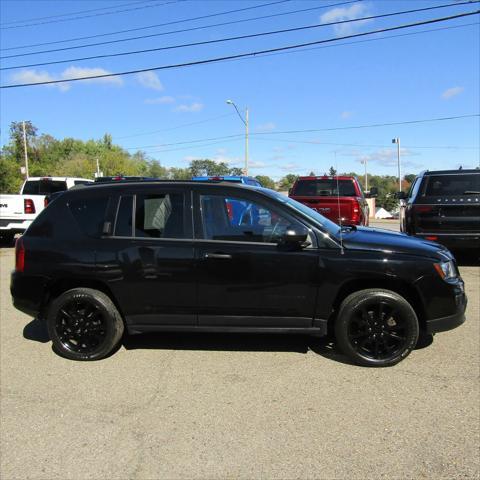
<box><xmin>226</xmin><ymin>99</ymin><xmax>249</xmax><ymax>175</ymax></box>
<box><xmin>392</xmin><ymin>137</ymin><xmax>401</xmax><ymax>192</ymax></box>
<box><xmin>362</xmin><ymin>159</ymin><xmax>368</xmax><ymax>192</ymax></box>
<box><xmin>22</xmin><ymin>121</ymin><xmax>29</xmax><ymax>179</ymax></box>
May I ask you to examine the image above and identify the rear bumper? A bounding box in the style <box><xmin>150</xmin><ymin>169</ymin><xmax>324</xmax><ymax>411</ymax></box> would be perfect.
<box><xmin>0</xmin><ymin>219</ymin><xmax>32</xmax><ymax>234</ymax></box>
<box><xmin>414</xmin><ymin>233</ymin><xmax>480</xmax><ymax>250</ymax></box>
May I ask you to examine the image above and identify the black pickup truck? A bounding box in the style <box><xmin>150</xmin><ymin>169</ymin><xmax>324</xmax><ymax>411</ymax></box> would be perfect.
<box><xmin>399</xmin><ymin>169</ymin><xmax>480</xmax><ymax>251</ymax></box>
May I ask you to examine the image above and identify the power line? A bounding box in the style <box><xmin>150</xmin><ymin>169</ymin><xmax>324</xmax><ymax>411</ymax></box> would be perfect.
<box><xmin>0</xmin><ymin>1</ymin><xmax>183</xmax><ymax>30</ymax></box>
<box><xmin>2</xmin><ymin>1</ymin><xmax>473</xmax><ymax>70</ymax></box>
<box><xmin>123</xmin><ymin>115</ymin><xmax>479</xmax><ymax>151</ymax></box>
<box><xmin>0</xmin><ymin>0</ymin><xmax>155</xmax><ymax>26</ymax></box>
<box><xmin>2</xmin><ymin>10</ymin><xmax>478</xmax><ymax>89</ymax></box>
<box><xmin>253</xmin><ymin>137</ymin><xmax>479</xmax><ymax>150</ymax></box>
<box><xmin>113</xmin><ymin>113</ymin><xmax>236</xmax><ymax>139</ymax></box>
<box><xmin>0</xmin><ymin>0</ymin><xmax>352</xmax><ymax>54</ymax></box>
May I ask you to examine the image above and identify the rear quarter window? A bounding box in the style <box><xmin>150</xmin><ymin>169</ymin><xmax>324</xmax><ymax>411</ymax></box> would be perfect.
<box><xmin>68</xmin><ymin>196</ymin><xmax>109</xmax><ymax>238</ymax></box>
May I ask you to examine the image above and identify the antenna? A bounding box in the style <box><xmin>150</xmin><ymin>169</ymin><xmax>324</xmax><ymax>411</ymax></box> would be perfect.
<box><xmin>334</xmin><ymin>151</ymin><xmax>344</xmax><ymax>255</ymax></box>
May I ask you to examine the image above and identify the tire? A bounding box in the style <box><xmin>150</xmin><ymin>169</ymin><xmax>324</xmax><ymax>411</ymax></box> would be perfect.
<box><xmin>335</xmin><ymin>288</ymin><xmax>419</xmax><ymax>367</ymax></box>
<box><xmin>46</xmin><ymin>288</ymin><xmax>124</xmax><ymax>361</ymax></box>
<box><xmin>0</xmin><ymin>232</ymin><xmax>14</xmax><ymax>247</ymax></box>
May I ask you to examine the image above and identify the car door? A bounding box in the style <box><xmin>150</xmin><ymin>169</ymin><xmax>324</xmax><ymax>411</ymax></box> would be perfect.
<box><xmin>95</xmin><ymin>185</ymin><xmax>196</xmax><ymax>328</ymax></box>
<box><xmin>193</xmin><ymin>186</ymin><xmax>320</xmax><ymax>328</ymax></box>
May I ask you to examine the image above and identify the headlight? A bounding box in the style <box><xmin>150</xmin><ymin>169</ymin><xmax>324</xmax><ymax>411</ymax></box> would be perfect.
<box><xmin>434</xmin><ymin>260</ymin><xmax>457</xmax><ymax>280</ymax></box>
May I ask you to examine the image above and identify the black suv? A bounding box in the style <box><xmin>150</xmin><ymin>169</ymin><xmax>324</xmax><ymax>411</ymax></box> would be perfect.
<box><xmin>399</xmin><ymin>169</ymin><xmax>480</xmax><ymax>251</ymax></box>
<box><xmin>11</xmin><ymin>181</ymin><xmax>467</xmax><ymax>366</ymax></box>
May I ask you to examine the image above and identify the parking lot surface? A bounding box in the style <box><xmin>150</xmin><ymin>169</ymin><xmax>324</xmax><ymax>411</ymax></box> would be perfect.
<box><xmin>1</xmin><ymin>222</ymin><xmax>479</xmax><ymax>479</ymax></box>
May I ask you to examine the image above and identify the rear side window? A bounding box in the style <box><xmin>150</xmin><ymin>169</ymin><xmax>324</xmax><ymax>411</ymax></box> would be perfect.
<box><xmin>293</xmin><ymin>179</ymin><xmax>356</xmax><ymax>196</ymax></box>
<box><xmin>69</xmin><ymin>196</ymin><xmax>109</xmax><ymax>238</ymax></box>
<box><xmin>135</xmin><ymin>193</ymin><xmax>185</xmax><ymax>238</ymax></box>
<box><xmin>422</xmin><ymin>174</ymin><xmax>480</xmax><ymax>196</ymax></box>
<box><xmin>114</xmin><ymin>195</ymin><xmax>133</xmax><ymax>236</ymax></box>
<box><xmin>23</xmin><ymin>180</ymin><xmax>68</xmax><ymax>194</ymax></box>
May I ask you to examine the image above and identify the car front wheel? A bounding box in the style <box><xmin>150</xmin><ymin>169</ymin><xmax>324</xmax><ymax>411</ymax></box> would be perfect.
<box><xmin>335</xmin><ymin>288</ymin><xmax>419</xmax><ymax>367</ymax></box>
<box><xmin>46</xmin><ymin>288</ymin><xmax>124</xmax><ymax>361</ymax></box>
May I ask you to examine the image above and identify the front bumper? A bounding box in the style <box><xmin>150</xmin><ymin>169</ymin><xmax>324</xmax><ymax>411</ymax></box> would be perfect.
<box><xmin>425</xmin><ymin>288</ymin><xmax>467</xmax><ymax>334</ymax></box>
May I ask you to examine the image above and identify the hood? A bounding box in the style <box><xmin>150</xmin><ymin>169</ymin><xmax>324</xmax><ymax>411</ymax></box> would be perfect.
<box><xmin>341</xmin><ymin>226</ymin><xmax>451</xmax><ymax>260</ymax></box>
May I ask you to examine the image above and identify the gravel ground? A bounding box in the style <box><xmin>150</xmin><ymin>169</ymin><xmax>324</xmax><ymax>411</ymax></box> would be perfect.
<box><xmin>0</xmin><ymin>229</ymin><xmax>478</xmax><ymax>479</ymax></box>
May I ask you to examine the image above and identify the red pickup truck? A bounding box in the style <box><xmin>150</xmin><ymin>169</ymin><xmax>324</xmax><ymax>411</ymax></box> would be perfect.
<box><xmin>289</xmin><ymin>176</ymin><xmax>376</xmax><ymax>226</ymax></box>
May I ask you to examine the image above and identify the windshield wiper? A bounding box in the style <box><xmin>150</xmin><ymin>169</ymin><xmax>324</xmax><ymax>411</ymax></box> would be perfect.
<box><xmin>464</xmin><ymin>190</ymin><xmax>480</xmax><ymax>194</ymax></box>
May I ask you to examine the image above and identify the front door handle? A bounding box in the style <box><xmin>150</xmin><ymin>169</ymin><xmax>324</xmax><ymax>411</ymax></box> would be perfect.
<box><xmin>204</xmin><ymin>253</ymin><xmax>232</xmax><ymax>260</ymax></box>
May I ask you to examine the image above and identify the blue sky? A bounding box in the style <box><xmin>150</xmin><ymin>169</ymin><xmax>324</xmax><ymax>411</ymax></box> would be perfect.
<box><xmin>1</xmin><ymin>0</ymin><xmax>479</xmax><ymax>180</ymax></box>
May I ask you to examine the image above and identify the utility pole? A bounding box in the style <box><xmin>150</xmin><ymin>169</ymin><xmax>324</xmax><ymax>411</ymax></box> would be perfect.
<box><xmin>392</xmin><ymin>137</ymin><xmax>401</xmax><ymax>191</ymax></box>
<box><xmin>362</xmin><ymin>159</ymin><xmax>368</xmax><ymax>192</ymax></box>
<box><xmin>245</xmin><ymin>107</ymin><xmax>249</xmax><ymax>176</ymax></box>
<box><xmin>22</xmin><ymin>121</ymin><xmax>29</xmax><ymax>178</ymax></box>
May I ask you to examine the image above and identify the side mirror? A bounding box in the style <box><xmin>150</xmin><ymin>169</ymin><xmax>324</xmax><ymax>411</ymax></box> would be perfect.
<box><xmin>278</xmin><ymin>224</ymin><xmax>309</xmax><ymax>249</ymax></box>
<box><xmin>366</xmin><ymin>187</ymin><xmax>378</xmax><ymax>198</ymax></box>
<box><xmin>395</xmin><ymin>191</ymin><xmax>407</xmax><ymax>200</ymax></box>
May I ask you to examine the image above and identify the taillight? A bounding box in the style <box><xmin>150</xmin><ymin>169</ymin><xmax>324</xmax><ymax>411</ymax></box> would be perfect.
<box><xmin>413</xmin><ymin>205</ymin><xmax>432</xmax><ymax>214</ymax></box>
<box><xmin>351</xmin><ymin>202</ymin><xmax>360</xmax><ymax>224</ymax></box>
<box><xmin>15</xmin><ymin>237</ymin><xmax>25</xmax><ymax>272</ymax></box>
<box><xmin>24</xmin><ymin>199</ymin><xmax>36</xmax><ymax>214</ymax></box>
<box><xmin>225</xmin><ymin>201</ymin><xmax>233</xmax><ymax>221</ymax></box>
<box><xmin>44</xmin><ymin>197</ymin><xmax>49</xmax><ymax>208</ymax></box>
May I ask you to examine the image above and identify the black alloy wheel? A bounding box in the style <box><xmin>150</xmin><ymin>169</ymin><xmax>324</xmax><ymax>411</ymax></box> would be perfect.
<box><xmin>47</xmin><ymin>288</ymin><xmax>124</xmax><ymax>361</ymax></box>
<box><xmin>335</xmin><ymin>289</ymin><xmax>419</xmax><ymax>367</ymax></box>
<box><xmin>55</xmin><ymin>299</ymin><xmax>107</xmax><ymax>354</ymax></box>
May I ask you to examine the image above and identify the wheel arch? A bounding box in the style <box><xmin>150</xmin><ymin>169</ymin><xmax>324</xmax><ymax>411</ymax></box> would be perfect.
<box><xmin>329</xmin><ymin>277</ymin><xmax>427</xmax><ymax>334</ymax></box>
<box><xmin>40</xmin><ymin>278</ymin><xmax>124</xmax><ymax>322</ymax></box>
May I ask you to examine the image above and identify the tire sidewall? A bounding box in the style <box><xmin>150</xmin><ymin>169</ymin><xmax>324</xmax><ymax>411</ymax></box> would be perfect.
<box><xmin>335</xmin><ymin>289</ymin><xmax>419</xmax><ymax>367</ymax></box>
<box><xmin>47</xmin><ymin>288</ymin><xmax>123</xmax><ymax>361</ymax></box>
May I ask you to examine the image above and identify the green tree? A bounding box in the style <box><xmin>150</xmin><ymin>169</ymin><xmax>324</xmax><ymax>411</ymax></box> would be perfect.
<box><xmin>189</xmin><ymin>159</ymin><xmax>231</xmax><ymax>177</ymax></box>
<box><xmin>278</xmin><ymin>174</ymin><xmax>298</xmax><ymax>191</ymax></box>
<box><xmin>255</xmin><ymin>175</ymin><xmax>275</xmax><ymax>189</ymax></box>
<box><xmin>328</xmin><ymin>166</ymin><xmax>337</xmax><ymax>176</ymax></box>
<box><xmin>147</xmin><ymin>160</ymin><xmax>168</xmax><ymax>178</ymax></box>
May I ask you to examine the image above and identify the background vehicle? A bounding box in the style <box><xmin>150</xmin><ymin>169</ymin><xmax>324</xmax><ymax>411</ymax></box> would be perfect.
<box><xmin>192</xmin><ymin>175</ymin><xmax>262</xmax><ymax>186</ymax></box>
<box><xmin>398</xmin><ymin>168</ymin><xmax>480</xmax><ymax>251</ymax></box>
<box><xmin>288</xmin><ymin>176</ymin><xmax>376</xmax><ymax>226</ymax></box>
<box><xmin>11</xmin><ymin>180</ymin><xmax>466</xmax><ymax>367</ymax></box>
<box><xmin>0</xmin><ymin>176</ymin><xmax>92</xmax><ymax>244</ymax></box>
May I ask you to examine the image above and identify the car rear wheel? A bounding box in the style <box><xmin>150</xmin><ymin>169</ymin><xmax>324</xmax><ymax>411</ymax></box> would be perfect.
<box><xmin>46</xmin><ymin>288</ymin><xmax>124</xmax><ymax>361</ymax></box>
<box><xmin>335</xmin><ymin>289</ymin><xmax>419</xmax><ymax>367</ymax></box>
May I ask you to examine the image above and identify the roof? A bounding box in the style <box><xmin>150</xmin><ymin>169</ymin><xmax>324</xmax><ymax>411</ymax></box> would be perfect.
<box><xmin>296</xmin><ymin>176</ymin><xmax>357</xmax><ymax>181</ymax></box>
<box><xmin>421</xmin><ymin>168</ymin><xmax>480</xmax><ymax>176</ymax></box>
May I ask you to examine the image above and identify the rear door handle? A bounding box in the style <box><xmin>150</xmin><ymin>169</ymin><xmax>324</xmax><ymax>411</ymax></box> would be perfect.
<box><xmin>204</xmin><ymin>253</ymin><xmax>232</xmax><ymax>259</ymax></box>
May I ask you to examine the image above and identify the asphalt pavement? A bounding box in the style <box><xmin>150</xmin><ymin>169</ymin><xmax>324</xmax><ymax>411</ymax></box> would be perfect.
<box><xmin>0</xmin><ymin>223</ymin><xmax>479</xmax><ymax>479</ymax></box>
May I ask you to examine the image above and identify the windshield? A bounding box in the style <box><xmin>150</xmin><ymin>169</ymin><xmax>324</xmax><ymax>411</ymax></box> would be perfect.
<box><xmin>292</xmin><ymin>179</ymin><xmax>357</xmax><ymax>196</ymax></box>
<box><xmin>260</xmin><ymin>189</ymin><xmax>340</xmax><ymax>237</ymax></box>
<box><xmin>423</xmin><ymin>174</ymin><xmax>480</xmax><ymax>196</ymax></box>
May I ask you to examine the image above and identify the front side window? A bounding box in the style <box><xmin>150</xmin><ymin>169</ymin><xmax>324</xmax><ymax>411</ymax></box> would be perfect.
<box><xmin>200</xmin><ymin>194</ymin><xmax>301</xmax><ymax>243</ymax></box>
<box><xmin>135</xmin><ymin>193</ymin><xmax>185</xmax><ymax>238</ymax></box>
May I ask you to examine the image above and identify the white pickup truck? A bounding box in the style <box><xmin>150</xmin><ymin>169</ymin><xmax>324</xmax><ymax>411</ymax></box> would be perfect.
<box><xmin>0</xmin><ymin>176</ymin><xmax>92</xmax><ymax>244</ymax></box>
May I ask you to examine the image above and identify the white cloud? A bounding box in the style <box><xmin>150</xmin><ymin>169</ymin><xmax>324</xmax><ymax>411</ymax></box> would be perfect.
<box><xmin>320</xmin><ymin>3</ymin><xmax>372</xmax><ymax>36</ymax></box>
<box><xmin>280</xmin><ymin>162</ymin><xmax>300</xmax><ymax>171</ymax></box>
<box><xmin>136</xmin><ymin>71</ymin><xmax>163</xmax><ymax>91</ymax></box>
<box><xmin>441</xmin><ymin>86</ymin><xmax>464</xmax><ymax>100</ymax></box>
<box><xmin>144</xmin><ymin>96</ymin><xmax>175</xmax><ymax>105</ymax></box>
<box><xmin>340</xmin><ymin>111</ymin><xmax>353</xmax><ymax>119</ymax></box>
<box><xmin>174</xmin><ymin>102</ymin><xmax>204</xmax><ymax>113</ymax></box>
<box><xmin>255</xmin><ymin>122</ymin><xmax>276</xmax><ymax>133</ymax></box>
<box><xmin>357</xmin><ymin>148</ymin><xmax>420</xmax><ymax>168</ymax></box>
<box><xmin>10</xmin><ymin>67</ymin><xmax>123</xmax><ymax>91</ymax></box>
<box><xmin>249</xmin><ymin>161</ymin><xmax>268</xmax><ymax>169</ymax></box>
